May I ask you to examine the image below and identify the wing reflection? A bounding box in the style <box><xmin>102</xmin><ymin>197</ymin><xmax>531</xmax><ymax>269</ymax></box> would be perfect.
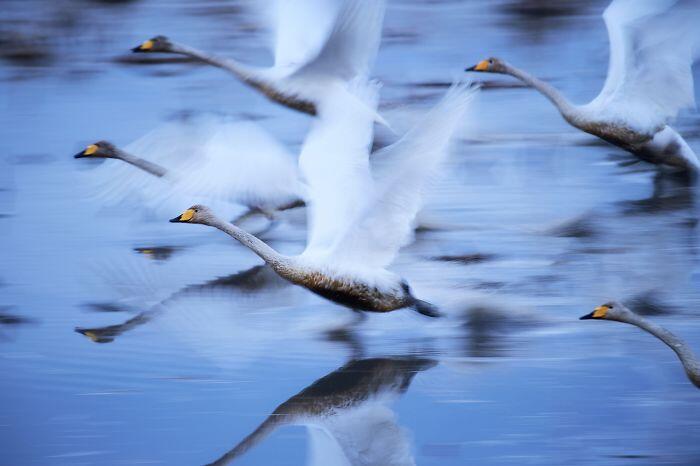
<box><xmin>207</xmin><ymin>356</ymin><xmax>436</xmax><ymax>466</ymax></box>
<box><xmin>75</xmin><ymin>264</ymin><xmax>287</xmax><ymax>344</ymax></box>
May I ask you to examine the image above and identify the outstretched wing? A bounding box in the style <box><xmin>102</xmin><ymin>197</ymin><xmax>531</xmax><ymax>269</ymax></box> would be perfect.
<box><xmin>290</xmin><ymin>0</ymin><xmax>386</xmax><ymax>81</ymax></box>
<box><xmin>87</xmin><ymin>115</ymin><xmax>302</xmax><ymax>216</ymax></box>
<box><xmin>592</xmin><ymin>0</ymin><xmax>700</xmax><ymax>131</ymax></box>
<box><xmin>258</xmin><ymin>0</ymin><xmax>341</xmax><ymax>71</ymax></box>
<box><xmin>171</xmin><ymin>118</ymin><xmax>304</xmax><ymax>210</ymax></box>
<box><xmin>326</xmin><ymin>83</ymin><xmax>479</xmax><ymax>269</ymax></box>
<box><xmin>299</xmin><ymin>80</ymin><xmax>378</xmax><ymax>257</ymax></box>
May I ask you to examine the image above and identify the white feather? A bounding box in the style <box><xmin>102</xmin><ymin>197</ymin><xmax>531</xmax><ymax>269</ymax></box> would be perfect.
<box><xmin>86</xmin><ymin>114</ymin><xmax>305</xmax><ymax>217</ymax></box>
<box><xmin>299</xmin><ymin>80</ymin><xmax>478</xmax><ymax>274</ymax></box>
<box><xmin>587</xmin><ymin>0</ymin><xmax>700</xmax><ymax>132</ymax></box>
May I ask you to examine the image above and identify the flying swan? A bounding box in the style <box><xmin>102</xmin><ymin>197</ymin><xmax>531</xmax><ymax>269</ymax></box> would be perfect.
<box><xmin>467</xmin><ymin>0</ymin><xmax>700</xmax><ymax>173</ymax></box>
<box><xmin>170</xmin><ymin>81</ymin><xmax>478</xmax><ymax>316</ymax></box>
<box><xmin>74</xmin><ymin>115</ymin><xmax>306</xmax><ymax>223</ymax></box>
<box><xmin>132</xmin><ymin>0</ymin><xmax>387</xmax><ymax>123</ymax></box>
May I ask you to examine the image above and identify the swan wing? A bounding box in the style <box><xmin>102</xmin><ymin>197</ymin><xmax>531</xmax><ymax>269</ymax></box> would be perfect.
<box><xmin>299</xmin><ymin>80</ymin><xmax>378</xmax><ymax>257</ymax></box>
<box><xmin>170</xmin><ymin>118</ymin><xmax>304</xmax><ymax>210</ymax></box>
<box><xmin>258</xmin><ymin>0</ymin><xmax>341</xmax><ymax>71</ymax></box>
<box><xmin>592</xmin><ymin>0</ymin><xmax>700</xmax><ymax>130</ymax></box>
<box><xmin>88</xmin><ymin>115</ymin><xmax>302</xmax><ymax>214</ymax></box>
<box><xmin>290</xmin><ymin>0</ymin><xmax>386</xmax><ymax>82</ymax></box>
<box><xmin>326</xmin><ymin>83</ymin><xmax>478</xmax><ymax>269</ymax></box>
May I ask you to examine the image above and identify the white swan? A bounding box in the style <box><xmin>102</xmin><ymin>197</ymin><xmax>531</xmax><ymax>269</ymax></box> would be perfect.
<box><xmin>581</xmin><ymin>301</ymin><xmax>700</xmax><ymax>388</ymax></box>
<box><xmin>170</xmin><ymin>81</ymin><xmax>478</xmax><ymax>315</ymax></box>
<box><xmin>132</xmin><ymin>0</ymin><xmax>387</xmax><ymax>123</ymax></box>
<box><xmin>467</xmin><ymin>0</ymin><xmax>700</xmax><ymax>173</ymax></box>
<box><xmin>205</xmin><ymin>357</ymin><xmax>434</xmax><ymax>466</ymax></box>
<box><xmin>75</xmin><ymin>115</ymin><xmax>306</xmax><ymax>223</ymax></box>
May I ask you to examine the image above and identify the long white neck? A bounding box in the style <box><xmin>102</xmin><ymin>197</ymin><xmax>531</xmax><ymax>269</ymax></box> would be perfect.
<box><xmin>115</xmin><ymin>148</ymin><xmax>167</xmax><ymax>178</ymax></box>
<box><xmin>502</xmin><ymin>63</ymin><xmax>579</xmax><ymax>123</ymax></box>
<box><xmin>169</xmin><ymin>42</ymin><xmax>264</xmax><ymax>88</ymax></box>
<box><xmin>625</xmin><ymin>313</ymin><xmax>700</xmax><ymax>388</ymax></box>
<box><xmin>208</xmin><ymin>217</ymin><xmax>290</xmax><ymax>271</ymax></box>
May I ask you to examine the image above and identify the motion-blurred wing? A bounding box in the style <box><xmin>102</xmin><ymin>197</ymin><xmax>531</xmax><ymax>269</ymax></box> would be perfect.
<box><xmin>89</xmin><ymin>115</ymin><xmax>302</xmax><ymax>215</ymax></box>
<box><xmin>326</xmin><ymin>83</ymin><xmax>478</xmax><ymax>269</ymax></box>
<box><xmin>171</xmin><ymin>118</ymin><xmax>304</xmax><ymax>210</ymax></box>
<box><xmin>593</xmin><ymin>0</ymin><xmax>700</xmax><ymax>131</ymax></box>
<box><xmin>264</xmin><ymin>0</ymin><xmax>341</xmax><ymax>71</ymax></box>
<box><xmin>299</xmin><ymin>80</ymin><xmax>378</xmax><ymax>257</ymax></box>
<box><xmin>291</xmin><ymin>0</ymin><xmax>386</xmax><ymax>81</ymax></box>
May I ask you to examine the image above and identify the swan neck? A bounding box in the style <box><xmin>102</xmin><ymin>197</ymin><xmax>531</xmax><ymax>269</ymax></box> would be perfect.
<box><xmin>115</xmin><ymin>149</ymin><xmax>167</xmax><ymax>178</ymax></box>
<box><xmin>171</xmin><ymin>43</ymin><xmax>260</xmax><ymax>84</ymax></box>
<box><xmin>503</xmin><ymin>63</ymin><xmax>577</xmax><ymax>120</ymax></box>
<box><xmin>626</xmin><ymin>313</ymin><xmax>700</xmax><ymax>386</ymax></box>
<box><xmin>210</xmin><ymin>218</ymin><xmax>287</xmax><ymax>269</ymax></box>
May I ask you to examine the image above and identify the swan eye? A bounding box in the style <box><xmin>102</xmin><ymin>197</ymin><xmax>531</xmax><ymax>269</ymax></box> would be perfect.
<box><xmin>488</xmin><ymin>59</ymin><xmax>493</xmax><ymax>64</ymax></box>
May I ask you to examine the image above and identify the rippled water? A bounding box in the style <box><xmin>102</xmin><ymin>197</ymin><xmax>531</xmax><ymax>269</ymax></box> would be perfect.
<box><xmin>2</xmin><ymin>0</ymin><xmax>700</xmax><ymax>465</ymax></box>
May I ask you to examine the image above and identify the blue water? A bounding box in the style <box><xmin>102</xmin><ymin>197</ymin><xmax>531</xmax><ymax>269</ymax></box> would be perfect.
<box><xmin>2</xmin><ymin>0</ymin><xmax>700</xmax><ymax>465</ymax></box>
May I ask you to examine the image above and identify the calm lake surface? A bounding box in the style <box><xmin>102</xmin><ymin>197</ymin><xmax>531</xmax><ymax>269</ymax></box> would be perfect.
<box><xmin>2</xmin><ymin>0</ymin><xmax>700</xmax><ymax>465</ymax></box>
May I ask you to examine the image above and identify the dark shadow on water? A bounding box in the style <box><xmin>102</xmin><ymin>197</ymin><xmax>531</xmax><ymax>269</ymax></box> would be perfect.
<box><xmin>0</xmin><ymin>306</ymin><xmax>36</xmax><ymax>341</ymax></box>
<box><xmin>616</xmin><ymin>171</ymin><xmax>697</xmax><ymax>216</ymax></box>
<box><xmin>461</xmin><ymin>305</ymin><xmax>535</xmax><ymax>358</ymax></box>
<box><xmin>432</xmin><ymin>253</ymin><xmax>497</xmax><ymax>265</ymax></box>
<box><xmin>133</xmin><ymin>245</ymin><xmax>182</xmax><ymax>262</ymax></box>
<box><xmin>205</xmin><ymin>356</ymin><xmax>436</xmax><ymax>466</ymax></box>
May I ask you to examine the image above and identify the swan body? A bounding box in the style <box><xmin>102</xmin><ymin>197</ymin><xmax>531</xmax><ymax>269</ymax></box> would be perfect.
<box><xmin>467</xmin><ymin>0</ymin><xmax>700</xmax><ymax>173</ymax></box>
<box><xmin>75</xmin><ymin>116</ymin><xmax>306</xmax><ymax>220</ymax></box>
<box><xmin>170</xmin><ymin>82</ymin><xmax>478</xmax><ymax>314</ymax></box>
<box><xmin>206</xmin><ymin>357</ymin><xmax>434</xmax><ymax>465</ymax></box>
<box><xmin>581</xmin><ymin>301</ymin><xmax>700</xmax><ymax>388</ymax></box>
<box><xmin>132</xmin><ymin>0</ymin><xmax>386</xmax><ymax>123</ymax></box>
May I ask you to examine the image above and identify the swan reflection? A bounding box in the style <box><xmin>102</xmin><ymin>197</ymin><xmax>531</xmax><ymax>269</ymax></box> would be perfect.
<box><xmin>207</xmin><ymin>356</ymin><xmax>436</xmax><ymax>466</ymax></box>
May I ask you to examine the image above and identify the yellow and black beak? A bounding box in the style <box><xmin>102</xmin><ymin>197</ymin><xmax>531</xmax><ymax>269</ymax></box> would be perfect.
<box><xmin>465</xmin><ymin>60</ymin><xmax>490</xmax><ymax>72</ymax></box>
<box><xmin>74</xmin><ymin>144</ymin><xmax>98</xmax><ymax>159</ymax></box>
<box><xmin>132</xmin><ymin>39</ymin><xmax>154</xmax><ymax>53</ymax></box>
<box><xmin>170</xmin><ymin>208</ymin><xmax>195</xmax><ymax>223</ymax></box>
<box><xmin>580</xmin><ymin>305</ymin><xmax>610</xmax><ymax>320</ymax></box>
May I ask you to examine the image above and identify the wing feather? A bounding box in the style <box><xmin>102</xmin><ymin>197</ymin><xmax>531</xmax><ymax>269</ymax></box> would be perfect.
<box><xmin>327</xmin><ymin>83</ymin><xmax>479</xmax><ymax>269</ymax></box>
<box><xmin>592</xmin><ymin>0</ymin><xmax>700</xmax><ymax>131</ymax></box>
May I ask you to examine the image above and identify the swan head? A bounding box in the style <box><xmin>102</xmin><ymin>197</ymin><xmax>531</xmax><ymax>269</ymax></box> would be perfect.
<box><xmin>169</xmin><ymin>204</ymin><xmax>215</xmax><ymax>225</ymax></box>
<box><xmin>74</xmin><ymin>141</ymin><xmax>119</xmax><ymax>159</ymax></box>
<box><xmin>580</xmin><ymin>301</ymin><xmax>632</xmax><ymax>322</ymax></box>
<box><xmin>132</xmin><ymin>35</ymin><xmax>174</xmax><ymax>53</ymax></box>
<box><xmin>465</xmin><ymin>57</ymin><xmax>506</xmax><ymax>74</ymax></box>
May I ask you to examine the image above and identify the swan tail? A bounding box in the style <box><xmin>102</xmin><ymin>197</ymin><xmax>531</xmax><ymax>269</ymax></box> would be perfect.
<box><xmin>413</xmin><ymin>300</ymin><xmax>442</xmax><ymax>318</ymax></box>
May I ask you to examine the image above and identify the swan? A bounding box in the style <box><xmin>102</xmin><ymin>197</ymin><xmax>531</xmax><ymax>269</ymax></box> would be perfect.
<box><xmin>205</xmin><ymin>356</ymin><xmax>435</xmax><ymax>466</ymax></box>
<box><xmin>170</xmin><ymin>81</ymin><xmax>478</xmax><ymax>315</ymax></box>
<box><xmin>466</xmin><ymin>0</ymin><xmax>700</xmax><ymax>173</ymax></box>
<box><xmin>581</xmin><ymin>301</ymin><xmax>700</xmax><ymax>388</ymax></box>
<box><xmin>74</xmin><ymin>116</ymin><xmax>306</xmax><ymax>223</ymax></box>
<box><xmin>131</xmin><ymin>0</ymin><xmax>387</xmax><ymax>123</ymax></box>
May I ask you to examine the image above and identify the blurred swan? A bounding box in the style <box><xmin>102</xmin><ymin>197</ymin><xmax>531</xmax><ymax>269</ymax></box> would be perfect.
<box><xmin>581</xmin><ymin>301</ymin><xmax>700</xmax><ymax>388</ymax></box>
<box><xmin>467</xmin><ymin>0</ymin><xmax>700</xmax><ymax>173</ymax></box>
<box><xmin>74</xmin><ymin>115</ymin><xmax>306</xmax><ymax>223</ymax></box>
<box><xmin>170</xmin><ymin>81</ymin><xmax>478</xmax><ymax>316</ymax></box>
<box><xmin>206</xmin><ymin>356</ymin><xmax>435</xmax><ymax>466</ymax></box>
<box><xmin>132</xmin><ymin>0</ymin><xmax>386</xmax><ymax>123</ymax></box>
